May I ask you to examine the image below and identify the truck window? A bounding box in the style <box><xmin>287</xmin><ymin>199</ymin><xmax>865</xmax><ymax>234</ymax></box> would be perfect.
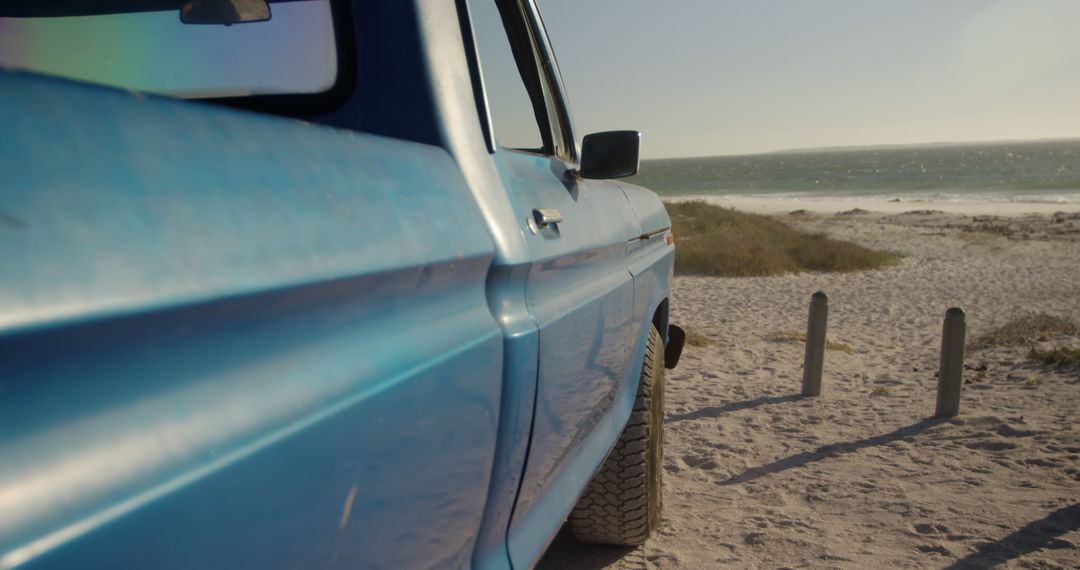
<box><xmin>466</xmin><ymin>0</ymin><xmax>549</xmax><ymax>154</ymax></box>
<box><xmin>0</xmin><ymin>1</ymin><xmax>340</xmax><ymax>102</ymax></box>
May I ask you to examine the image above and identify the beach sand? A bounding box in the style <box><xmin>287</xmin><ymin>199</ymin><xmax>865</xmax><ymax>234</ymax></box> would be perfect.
<box><xmin>541</xmin><ymin>206</ymin><xmax>1080</xmax><ymax>568</ymax></box>
<box><xmin>665</xmin><ymin>195</ymin><xmax>1080</xmax><ymax>218</ymax></box>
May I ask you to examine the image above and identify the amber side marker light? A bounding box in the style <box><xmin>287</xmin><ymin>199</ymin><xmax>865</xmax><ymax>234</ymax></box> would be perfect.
<box><xmin>666</xmin><ymin>233</ymin><xmax>675</xmax><ymax>246</ymax></box>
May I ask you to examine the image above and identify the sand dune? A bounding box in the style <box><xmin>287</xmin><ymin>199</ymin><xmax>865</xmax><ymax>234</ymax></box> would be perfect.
<box><xmin>541</xmin><ymin>210</ymin><xmax>1080</xmax><ymax>569</ymax></box>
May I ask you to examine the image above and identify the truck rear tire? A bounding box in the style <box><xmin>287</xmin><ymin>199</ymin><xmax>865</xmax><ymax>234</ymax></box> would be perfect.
<box><xmin>569</xmin><ymin>324</ymin><xmax>665</xmax><ymax>545</ymax></box>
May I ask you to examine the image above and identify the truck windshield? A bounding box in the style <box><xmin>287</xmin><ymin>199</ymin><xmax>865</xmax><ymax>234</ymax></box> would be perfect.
<box><xmin>0</xmin><ymin>0</ymin><xmax>338</xmax><ymax>99</ymax></box>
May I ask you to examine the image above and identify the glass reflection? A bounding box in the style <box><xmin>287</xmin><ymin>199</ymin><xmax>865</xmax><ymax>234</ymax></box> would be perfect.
<box><xmin>0</xmin><ymin>0</ymin><xmax>336</xmax><ymax>98</ymax></box>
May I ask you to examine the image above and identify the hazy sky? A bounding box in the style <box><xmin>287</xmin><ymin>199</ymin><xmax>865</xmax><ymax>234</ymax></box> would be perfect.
<box><xmin>536</xmin><ymin>0</ymin><xmax>1080</xmax><ymax>159</ymax></box>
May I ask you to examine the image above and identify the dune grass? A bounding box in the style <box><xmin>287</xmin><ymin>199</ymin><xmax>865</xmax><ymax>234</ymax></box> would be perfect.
<box><xmin>1027</xmin><ymin>346</ymin><xmax>1080</xmax><ymax>366</ymax></box>
<box><xmin>969</xmin><ymin>312</ymin><xmax>1077</xmax><ymax>350</ymax></box>
<box><xmin>685</xmin><ymin>331</ymin><xmax>714</xmax><ymax>347</ymax></box>
<box><xmin>666</xmin><ymin>201</ymin><xmax>901</xmax><ymax>276</ymax></box>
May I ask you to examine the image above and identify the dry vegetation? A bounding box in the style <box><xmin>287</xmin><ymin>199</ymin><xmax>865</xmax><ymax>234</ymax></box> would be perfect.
<box><xmin>969</xmin><ymin>312</ymin><xmax>1079</xmax><ymax>367</ymax></box>
<box><xmin>684</xmin><ymin>330</ymin><xmax>714</xmax><ymax>347</ymax></box>
<box><xmin>968</xmin><ymin>312</ymin><xmax>1077</xmax><ymax>349</ymax></box>
<box><xmin>1027</xmin><ymin>346</ymin><xmax>1080</xmax><ymax>366</ymax></box>
<box><xmin>666</xmin><ymin>201</ymin><xmax>901</xmax><ymax>276</ymax></box>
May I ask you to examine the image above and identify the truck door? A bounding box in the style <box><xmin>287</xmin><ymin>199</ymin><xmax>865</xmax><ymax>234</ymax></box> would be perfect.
<box><xmin>0</xmin><ymin>67</ymin><xmax>502</xmax><ymax>570</ymax></box>
<box><xmin>465</xmin><ymin>0</ymin><xmax>645</xmax><ymax>564</ymax></box>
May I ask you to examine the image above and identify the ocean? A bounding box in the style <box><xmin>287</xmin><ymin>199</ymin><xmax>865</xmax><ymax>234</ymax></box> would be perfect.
<box><xmin>628</xmin><ymin>139</ymin><xmax>1080</xmax><ymax>204</ymax></box>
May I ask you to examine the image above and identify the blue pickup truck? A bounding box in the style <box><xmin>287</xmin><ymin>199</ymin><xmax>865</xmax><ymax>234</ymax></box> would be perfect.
<box><xmin>0</xmin><ymin>1</ymin><xmax>682</xmax><ymax>568</ymax></box>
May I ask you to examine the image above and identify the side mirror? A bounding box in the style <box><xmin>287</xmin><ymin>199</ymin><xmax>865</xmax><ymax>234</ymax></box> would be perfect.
<box><xmin>579</xmin><ymin>130</ymin><xmax>641</xmax><ymax>180</ymax></box>
<box><xmin>181</xmin><ymin>0</ymin><xmax>271</xmax><ymax>25</ymax></box>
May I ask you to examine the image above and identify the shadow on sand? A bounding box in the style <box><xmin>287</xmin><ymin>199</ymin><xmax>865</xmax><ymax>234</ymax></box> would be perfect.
<box><xmin>536</xmin><ymin>526</ymin><xmax>639</xmax><ymax>570</ymax></box>
<box><xmin>943</xmin><ymin>503</ymin><xmax>1080</xmax><ymax>569</ymax></box>
<box><xmin>720</xmin><ymin>417</ymin><xmax>948</xmax><ymax>485</ymax></box>
<box><xmin>543</xmin><ymin>389</ymin><xmax>1078</xmax><ymax>569</ymax></box>
<box><xmin>539</xmin><ymin>394</ymin><xmax>807</xmax><ymax>568</ymax></box>
<box><xmin>666</xmin><ymin>394</ymin><xmax>803</xmax><ymax>424</ymax></box>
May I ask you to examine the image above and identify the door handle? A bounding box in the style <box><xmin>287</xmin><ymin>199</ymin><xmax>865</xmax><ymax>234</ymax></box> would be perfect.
<box><xmin>532</xmin><ymin>208</ymin><xmax>563</xmax><ymax>228</ymax></box>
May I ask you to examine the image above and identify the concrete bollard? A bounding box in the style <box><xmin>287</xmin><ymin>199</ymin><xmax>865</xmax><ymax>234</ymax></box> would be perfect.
<box><xmin>802</xmin><ymin>291</ymin><xmax>829</xmax><ymax>397</ymax></box>
<box><xmin>935</xmin><ymin>307</ymin><xmax>966</xmax><ymax>417</ymax></box>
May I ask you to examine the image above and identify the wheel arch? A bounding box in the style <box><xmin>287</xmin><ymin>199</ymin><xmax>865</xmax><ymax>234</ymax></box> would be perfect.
<box><xmin>652</xmin><ymin>297</ymin><xmax>669</xmax><ymax>347</ymax></box>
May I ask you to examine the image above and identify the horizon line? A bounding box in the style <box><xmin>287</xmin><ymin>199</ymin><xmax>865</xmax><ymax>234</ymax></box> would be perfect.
<box><xmin>641</xmin><ymin>135</ymin><xmax>1080</xmax><ymax>162</ymax></box>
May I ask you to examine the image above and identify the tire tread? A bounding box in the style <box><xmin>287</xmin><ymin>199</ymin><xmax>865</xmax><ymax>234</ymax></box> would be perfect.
<box><xmin>568</xmin><ymin>325</ymin><xmax>664</xmax><ymax>545</ymax></box>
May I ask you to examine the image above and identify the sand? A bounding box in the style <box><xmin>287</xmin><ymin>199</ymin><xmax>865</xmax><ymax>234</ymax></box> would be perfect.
<box><xmin>664</xmin><ymin>194</ymin><xmax>1080</xmax><ymax>218</ymax></box>
<box><xmin>540</xmin><ymin>206</ymin><xmax>1080</xmax><ymax>569</ymax></box>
